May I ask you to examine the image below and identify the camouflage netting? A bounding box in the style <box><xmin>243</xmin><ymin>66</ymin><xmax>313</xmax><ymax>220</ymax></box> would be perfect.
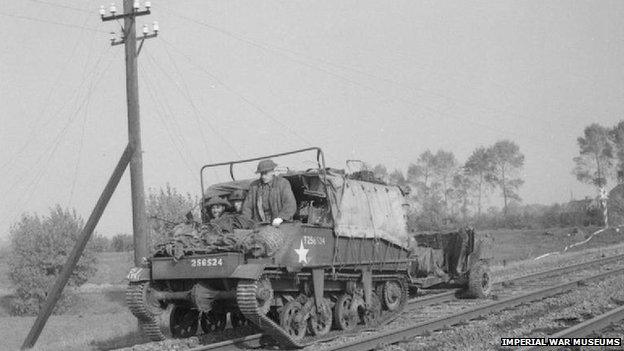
<box><xmin>153</xmin><ymin>221</ymin><xmax>287</xmax><ymax>261</ymax></box>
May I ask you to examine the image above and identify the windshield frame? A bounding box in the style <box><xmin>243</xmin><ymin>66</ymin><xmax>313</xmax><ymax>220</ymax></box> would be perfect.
<box><xmin>199</xmin><ymin>147</ymin><xmax>328</xmax><ymax>207</ymax></box>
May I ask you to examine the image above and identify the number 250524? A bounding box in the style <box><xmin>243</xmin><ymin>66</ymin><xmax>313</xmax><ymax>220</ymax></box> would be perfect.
<box><xmin>190</xmin><ymin>258</ymin><xmax>223</xmax><ymax>267</ymax></box>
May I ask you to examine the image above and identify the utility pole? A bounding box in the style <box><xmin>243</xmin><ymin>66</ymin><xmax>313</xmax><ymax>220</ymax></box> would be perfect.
<box><xmin>21</xmin><ymin>3</ymin><xmax>159</xmax><ymax>349</ymax></box>
<box><xmin>101</xmin><ymin>1</ymin><xmax>158</xmax><ymax>266</ymax></box>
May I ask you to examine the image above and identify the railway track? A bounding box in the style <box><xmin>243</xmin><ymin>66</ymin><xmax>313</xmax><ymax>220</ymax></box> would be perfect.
<box><xmin>322</xmin><ymin>267</ymin><xmax>624</xmax><ymax>351</ymax></box>
<box><xmin>179</xmin><ymin>253</ymin><xmax>624</xmax><ymax>351</ymax></box>
<box><xmin>521</xmin><ymin>305</ymin><xmax>624</xmax><ymax>351</ymax></box>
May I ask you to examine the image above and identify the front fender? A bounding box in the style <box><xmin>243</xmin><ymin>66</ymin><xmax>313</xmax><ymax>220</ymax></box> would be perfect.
<box><xmin>230</xmin><ymin>264</ymin><xmax>266</xmax><ymax>280</ymax></box>
<box><xmin>127</xmin><ymin>267</ymin><xmax>150</xmax><ymax>282</ymax></box>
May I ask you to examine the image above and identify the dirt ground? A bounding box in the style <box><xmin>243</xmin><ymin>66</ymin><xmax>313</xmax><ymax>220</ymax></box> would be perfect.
<box><xmin>0</xmin><ymin>226</ymin><xmax>622</xmax><ymax>351</ymax></box>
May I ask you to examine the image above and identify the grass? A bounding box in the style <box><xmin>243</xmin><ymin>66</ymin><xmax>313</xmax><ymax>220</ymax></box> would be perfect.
<box><xmin>0</xmin><ymin>312</ymin><xmax>146</xmax><ymax>351</ymax></box>
<box><xmin>0</xmin><ymin>251</ymin><xmax>138</xmax><ymax>351</ymax></box>
<box><xmin>477</xmin><ymin>226</ymin><xmax>609</xmax><ymax>265</ymax></box>
<box><xmin>84</xmin><ymin>251</ymin><xmax>134</xmax><ymax>286</ymax></box>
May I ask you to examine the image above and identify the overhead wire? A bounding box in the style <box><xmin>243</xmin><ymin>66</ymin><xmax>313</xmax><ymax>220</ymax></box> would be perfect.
<box><xmin>28</xmin><ymin>0</ymin><xmax>93</xmax><ymax>14</ymax></box>
<box><xmin>163</xmin><ymin>8</ymin><xmax>582</xmax><ymax>146</ymax></box>
<box><xmin>143</xmin><ymin>48</ymin><xmax>241</xmax><ymax>162</ymax></box>
<box><xmin>16</xmin><ymin>50</ymin><xmax>114</xmax><ymax>205</ymax></box>
<box><xmin>136</xmin><ymin>55</ymin><xmax>198</xmax><ymax>166</ymax></box>
<box><xmin>0</xmin><ymin>11</ymin><xmax>100</xmax><ymax>172</ymax></box>
<box><xmin>138</xmin><ymin>63</ymin><xmax>198</xmax><ymax>178</ymax></box>
<box><xmin>64</xmin><ymin>9</ymin><xmax>103</xmax><ymax>207</ymax></box>
<box><xmin>2</xmin><ymin>43</ymin><xmax>113</xmax><ymax>195</ymax></box>
<box><xmin>3</xmin><ymin>48</ymin><xmax>115</xmax><ymax>230</ymax></box>
<box><xmin>0</xmin><ymin>11</ymin><xmax>108</xmax><ymax>33</ymax></box>
<box><xmin>158</xmin><ymin>36</ymin><xmax>314</xmax><ymax>148</ymax></box>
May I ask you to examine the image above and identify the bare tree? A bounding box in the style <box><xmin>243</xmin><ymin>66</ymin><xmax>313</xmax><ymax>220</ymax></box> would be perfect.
<box><xmin>388</xmin><ymin>169</ymin><xmax>407</xmax><ymax>187</ymax></box>
<box><xmin>487</xmin><ymin>140</ymin><xmax>525</xmax><ymax>215</ymax></box>
<box><xmin>464</xmin><ymin>147</ymin><xmax>495</xmax><ymax>216</ymax></box>
<box><xmin>450</xmin><ymin>171</ymin><xmax>473</xmax><ymax>222</ymax></box>
<box><xmin>407</xmin><ymin>150</ymin><xmax>437</xmax><ymax>200</ymax></box>
<box><xmin>432</xmin><ymin>150</ymin><xmax>458</xmax><ymax>215</ymax></box>
<box><xmin>573</xmin><ymin>123</ymin><xmax>615</xmax><ymax>190</ymax></box>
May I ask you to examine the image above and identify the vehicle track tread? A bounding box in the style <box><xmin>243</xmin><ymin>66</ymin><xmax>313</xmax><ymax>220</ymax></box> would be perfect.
<box><xmin>126</xmin><ymin>282</ymin><xmax>166</xmax><ymax>341</ymax></box>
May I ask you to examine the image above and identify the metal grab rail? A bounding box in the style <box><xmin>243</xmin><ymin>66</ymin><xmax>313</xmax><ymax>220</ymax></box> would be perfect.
<box><xmin>199</xmin><ymin>146</ymin><xmax>326</xmax><ymax>203</ymax></box>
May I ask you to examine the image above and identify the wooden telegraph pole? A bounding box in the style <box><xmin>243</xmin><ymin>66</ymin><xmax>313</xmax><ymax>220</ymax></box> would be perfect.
<box><xmin>104</xmin><ymin>0</ymin><xmax>158</xmax><ymax>265</ymax></box>
<box><xmin>21</xmin><ymin>2</ymin><xmax>158</xmax><ymax>348</ymax></box>
<box><xmin>121</xmin><ymin>0</ymin><xmax>150</xmax><ymax>266</ymax></box>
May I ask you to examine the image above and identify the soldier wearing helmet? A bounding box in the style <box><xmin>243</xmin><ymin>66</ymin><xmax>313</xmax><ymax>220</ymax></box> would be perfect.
<box><xmin>203</xmin><ymin>197</ymin><xmax>230</xmax><ymax>222</ymax></box>
<box><xmin>228</xmin><ymin>189</ymin><xmax>246</xmax><ymax>214</ymax></box>
<box><xmin>242</xmin><ymin>159</ymin><xmax>296</xmax><ymax>226</ymax></box>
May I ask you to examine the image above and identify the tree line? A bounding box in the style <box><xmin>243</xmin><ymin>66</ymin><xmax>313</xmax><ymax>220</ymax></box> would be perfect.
<box><xmin>369</xmin><ymin>139</ymin><xmax>525</xmax><ymax>230</ymax></box>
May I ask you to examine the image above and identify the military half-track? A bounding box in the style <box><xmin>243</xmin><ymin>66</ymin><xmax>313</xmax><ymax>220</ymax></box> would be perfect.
<box><xmin>125</xmin><ymin>147</ymin><xmax>491</xmax><ymax>348</ymax></box>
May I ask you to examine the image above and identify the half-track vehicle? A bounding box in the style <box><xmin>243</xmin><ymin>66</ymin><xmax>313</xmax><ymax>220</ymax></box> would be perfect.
<box><xmin>125</xmin><ymin>147</ymin><xmax>491</xmax><ymax>348</ymax></box>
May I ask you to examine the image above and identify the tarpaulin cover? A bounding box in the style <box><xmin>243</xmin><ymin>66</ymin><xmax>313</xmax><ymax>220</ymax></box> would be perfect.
<box><xmin>326</xmin><ymin>174</ymin><xmax>410</xmax><ymax>248</ymax></box>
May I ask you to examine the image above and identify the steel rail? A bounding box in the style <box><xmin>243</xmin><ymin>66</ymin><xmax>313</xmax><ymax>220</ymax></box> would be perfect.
<box><xmin>407</xmin><ymin>253</ymin><xmax>624</xmax><ymax>311</ymax></box>
<box><xmin>496</xmin><ymin>253</ymin><xmax>624</xmax><ymax>286</ymax></box>
<box><xmin>182</xmin><ymin>254</ymin><xmax>624</xmax><ymax>351</ymax></box>
<box><xmin>323</xmin><ymin>267</ymin><xmax>624</xmax><ymax>351</ymax></box>
<box><xmin>523</xmin><ymin>305</ymin><xmax>624</xmax><ymax>351</ymax></box>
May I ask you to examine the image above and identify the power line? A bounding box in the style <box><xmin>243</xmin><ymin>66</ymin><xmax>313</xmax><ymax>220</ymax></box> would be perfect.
<box><xmin>164</xmin><ymin>8</ymin><xmax>582</xmax><ymax>145</ymax></box>
<box><xmin>3</xmin><ymin>51</ymin><xmax>115</xmax><ymax>230</ymax></box>
<box><xmin>140</xmin><ymin>67</ymin><xmax>198</xmax><ymax>165</ymax></box>
<box><xmin>2</xmin><ymin>46</ymin><xmax>113</xmax><ymax>193</ymax></box>
<box><xmin>67</xmin><ymin>96</ymin><xmax>90</xmax><ymax>206</ymax></box>
<box><xmin>143</xmin><ymin>48</ymin><xmax>242</xmax><ymax>159</ymax></box>
<box><xmin>0</xmin><ymin>14</ymin><xmax>102</xmax><ymax>173</ymax></box>
<box><xmin>28</xmin><ymin>0</ymin><xmax>93</xmax><ymax>14</ymax></box>
<box><xmin>159</xmin><ymin>36</ymin><xmax>314</xmax><ymax>147</ymax></box>
<box><xmin>138</xmin><ymin>64</ymin><xmax>198</xmax><ymax>177</ymax></box>
<box><xmin>0</xmin><ymin>12</ymin><xmax>108</xmax><ymax>33</ymax></box>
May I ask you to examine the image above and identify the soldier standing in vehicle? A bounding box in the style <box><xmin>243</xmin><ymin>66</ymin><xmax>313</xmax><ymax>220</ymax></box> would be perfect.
<box><xmin>242</xmin><ymin>159</ymin><xmax>296</xmax><ymax>226</ymax></box>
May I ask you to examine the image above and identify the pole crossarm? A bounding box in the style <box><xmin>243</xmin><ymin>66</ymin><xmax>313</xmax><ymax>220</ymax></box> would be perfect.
<box><xmin>20</xmin><ymin>144</ymin><xmax>134</xmax><ymax>350</ymax></box>
<box><xmin>101</xmin><ymin>9</ymin><xmax>151</xmax><ymax>22</ymax></box>
<box><xmin>111</xmin><ymin>33</ymin><xmax>158</xmax><ymax>47</ymax></box>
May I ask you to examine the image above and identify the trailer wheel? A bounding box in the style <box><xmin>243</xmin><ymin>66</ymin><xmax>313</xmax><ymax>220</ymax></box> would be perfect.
<box><xmin>467</xmin><ymin>261</ymin><xmax>492</xmax><ymax>298</ymax></box>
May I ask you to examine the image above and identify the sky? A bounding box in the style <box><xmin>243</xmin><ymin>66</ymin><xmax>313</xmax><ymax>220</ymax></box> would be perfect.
<box><xmin>1</xmin><ymin>0</ymin><xmax>623</xmax><ymax>239</ymax></box>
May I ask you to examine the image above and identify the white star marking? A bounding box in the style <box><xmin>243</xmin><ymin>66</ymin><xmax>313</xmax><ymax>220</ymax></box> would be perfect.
<box><xmin>294</xmin><ymin>240</ymin><xmax>309</xmax><ymax>264</ymax></box>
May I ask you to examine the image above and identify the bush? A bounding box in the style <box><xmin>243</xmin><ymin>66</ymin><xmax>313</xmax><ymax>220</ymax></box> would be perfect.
<box><xmin>8</xmin><ymin>205</ymin><xmax>97</xmax><ymax>316</ymax></box>
<box><xmin>111</xmin><ymin>233</ymin><xmax>134</xmax><ymax>252</ymax></box>
<box><xmin>146</xmin><ymin>184</ymin><xmax>198</xmax><ymax>249</ymax></box>
<box><xmin>90</xmin><ymin>234</ymin><xmax>111</xmax><ymax>253</ymax></box>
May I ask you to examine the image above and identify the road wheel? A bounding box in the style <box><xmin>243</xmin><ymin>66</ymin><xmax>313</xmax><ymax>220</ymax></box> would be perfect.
<box><xmin>333</xmin><ymin>294</ymin><xmax>358</xmax><ymax>331</ymax></box>
<box><xmin>200</xmin><ymin>310</ymin><xmax>227</xmax><ymax>333</ymax></box>
<box><xmin>279</xmin><ymin>301</ymin><xmax>307</xmax><ymax>341</ymax></box>
<box><xmin>231</xmin><ymin>310</ymin><xmax>249</xmax><ymax>328</ymax></box>
<box><xmin>170</xmin><ymin>305</ymin><xmax>199</xmax><ymax>338</ymax></box>
<box><xmin>382</xmin><ymin>280</ymin><xmax>404</xmax><ymax>311</ymax></box>
<box><xmin>360</xmin><ymin>292</ymin><xmax>382</xmax><ymax>326</ymax></box>
<box><xmin>467</xmin><ymin>261</ymin><xmax>492</xmax><ymax>298</ymax></box>
<box><xmin>308</xmin><ymin>298</ymin><xmax>332</xmax><ymax>336</ymax></box>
